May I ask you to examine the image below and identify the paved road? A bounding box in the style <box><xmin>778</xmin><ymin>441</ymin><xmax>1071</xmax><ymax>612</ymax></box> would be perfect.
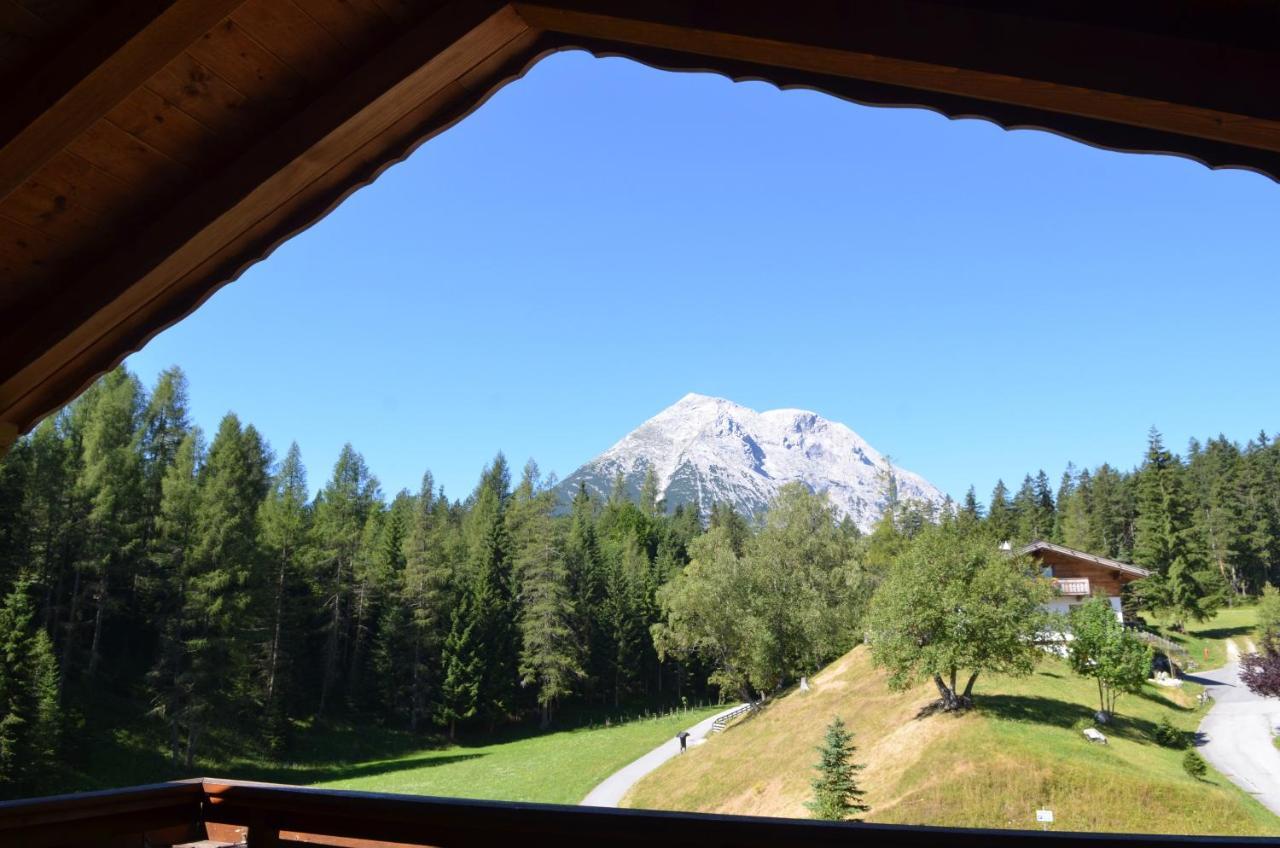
<box><xmin>579</xmin><ymin>704</ymin><xmax>748</xmax><ymax>807</ymax></box>
<box><xmin>1195</xmin><ymin>640</ymin><xmax>1280</xmax><ymax>817</ymax></box>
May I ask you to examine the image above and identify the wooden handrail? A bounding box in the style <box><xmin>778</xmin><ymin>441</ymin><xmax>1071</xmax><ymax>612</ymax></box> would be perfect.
<box><xmin>3</xmin><ymin>776</ymin><xmax>1280</xmax><ymax>847</ymax></box>
<box><xmin>0</xmin><ymin>779</ymin><xmax>203</xmax><ymax>848</ymax></box>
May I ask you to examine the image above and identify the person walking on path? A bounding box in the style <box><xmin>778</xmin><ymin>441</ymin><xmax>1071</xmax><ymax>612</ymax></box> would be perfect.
<box><xmin>677</xmin><ymin>730</ymin><xmax>690</xmax><ymax>753</ymax></box>
<box><xmin>580</xmin><ymin>704</ymin><xmax>747</xmax><ymax>807</ymax></box>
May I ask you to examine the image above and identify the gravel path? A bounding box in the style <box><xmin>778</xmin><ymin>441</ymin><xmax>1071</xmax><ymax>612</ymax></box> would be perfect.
<box><xmin>1195</xmin><ymin>640</ymin><xmax>1280</xmax><ymax>817</ymax></box>
<box><xmin>579</xmin><ymin>704</ymin><xmax>748</xmax><ymax>807</ymax></box>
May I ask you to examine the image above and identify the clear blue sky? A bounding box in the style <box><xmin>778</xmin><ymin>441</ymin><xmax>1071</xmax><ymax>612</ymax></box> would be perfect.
<box><xmin>125</xmin><ymin>51</ymin><xmax>1280</xmax><ymax>505</ymax></box>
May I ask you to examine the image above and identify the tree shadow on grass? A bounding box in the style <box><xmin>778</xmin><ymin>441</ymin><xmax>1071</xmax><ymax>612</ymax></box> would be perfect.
<box><xmin>228</xmin><ymin>752</ymin><xmax>487</xmax><ymax>786</ymax></box>
<box><xmin>1191</xmin><ymin>625</ymin><xmax>1254</xmax><ymax>641</ymax></box>
<box><xmin>976</xmin><ymin>694</ymin><xmax>1163</xmax><ymax>743</ymax></box>
<box><xmin>1135</xmin><ymin>687</ymin><xmax>1199</xmax><ymax>714</ymax></box>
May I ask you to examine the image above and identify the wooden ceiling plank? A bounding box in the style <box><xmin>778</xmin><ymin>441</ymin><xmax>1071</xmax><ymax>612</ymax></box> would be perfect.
<box><xmin>40</xmin><ymin>150</ymin><xmax>138</xmax><ymax>218</ymax></box>
<box><xmin>0</xmin><ymin>211</ymin><xmax>60</xmax><ymax>287</ymax></box>
<box><xmin>0</xmin><ymin>1</ymin><xmax>527</xmax><ymax>433</ymax></box>
<box><xmin>65</xmin><ymin>119</ymin><xmax>191</xmax><ymax>199</ymax></box>
<box><xmin>515</xmin><ymin>2</ymin><xmax>1280</xmax><ymax>155</ymax></box>
<box><xmin>230</xmin><ymin>0</ymin><xmax>348</xmax><ymax>88</ymax></box>
<box><xmin>105</xmin><ymin>86</ymin><xmax>223</xmax><ymax>171</ymax></box>
<box><xmin>187</xmin><ymin>17</ymin><xmax>308</xmax><ymax>111</ymax></box>
<box><xmin>294</xmin><ymin>0</ymin><xmax>395</xmax><ymax>56</ymax></box>
<box><xmin>143</xmin><ymin>52</ymin><xmax>262</xmax><ymax>144</ymax></box>
<box><xmin>0</xmin><ymin>0</ymin><xmax>246</xmax><ymax>204</ymax></box>
<box><xmin>0</xmin><ymin>176</ymin><xmax>111</xmax><ymax>248</ymax></box>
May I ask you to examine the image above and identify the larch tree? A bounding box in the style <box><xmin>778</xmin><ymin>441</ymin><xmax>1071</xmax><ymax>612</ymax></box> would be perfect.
<box><xmin>256</xmin><ymin>441</ymin><xmax>310</xmax><ymax>750</ymax></box>
<box><xmin>515</xmin><ymin>482</ymin><xmax>581</xmax><ymax>727</ymax></box>
<box><xmin>147</xmin><ymin>429</ymin><xmax>202</xmax><ymax>765</ymax></box>
<box><xmin>76</xmin><ymin>368</ymin><xmax>144</xmax><ymax>680</ymax></box>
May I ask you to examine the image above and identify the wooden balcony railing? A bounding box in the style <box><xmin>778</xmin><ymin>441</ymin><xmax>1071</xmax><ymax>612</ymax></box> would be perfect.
<box><xmin>1052</xmin><ymin>577</ymin><xmax>1091</xmax><ymax>596</ymax></box>
<box><xmin>2</xmin><ymin>777</ymin><xmax>1276</xmax><ymax>848</ymax></box>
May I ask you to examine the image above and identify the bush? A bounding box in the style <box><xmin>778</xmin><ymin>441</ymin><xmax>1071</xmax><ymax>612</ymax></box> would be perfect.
<box><xmin>1154</xmin><ymin>716</ymin><xmax>1188</xmax><ymax>749</ymax></box>
<box><xmin>1183</xmin><ymin>750</ymin><xmax>1208</xmax><ymax>780</ymax></box>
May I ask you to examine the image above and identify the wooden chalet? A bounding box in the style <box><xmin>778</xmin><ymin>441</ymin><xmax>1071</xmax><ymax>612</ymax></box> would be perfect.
<box><xmin>2</xmin><ymin>0</ymin><xmax>1278</xmax><ymax>845</ymax></box>
<box><xmin>1020</xmin><ymin>541</ymin><xmax>1149</xmax><ymax>620</ymax></box>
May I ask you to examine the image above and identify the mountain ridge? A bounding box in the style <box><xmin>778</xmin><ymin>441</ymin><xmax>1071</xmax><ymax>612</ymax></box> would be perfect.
<box><xmin>554</xmin><ymin>393</ymin><xmax>947</xmax><ymax>531</ymax></box>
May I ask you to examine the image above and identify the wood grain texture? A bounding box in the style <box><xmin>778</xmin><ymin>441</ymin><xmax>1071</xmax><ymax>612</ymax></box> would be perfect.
<box><xmin>0</xmin><ymin>0</ymin><xmax>246</xmax><ymax>202</ymax></box>
<box><xmin>0</xmin><ymin>1</ymin><xmax>533</xmax><ymax>437</ymax></box>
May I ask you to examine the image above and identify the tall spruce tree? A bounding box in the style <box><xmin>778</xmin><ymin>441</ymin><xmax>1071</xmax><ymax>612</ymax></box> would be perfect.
<box><xmin>313</xmin><ymin>444</ymin><xmax>379</xmax><ymax>715</ymax></box>
<box><xmin>1133</xmin><ymin>429</ymin><xmax>1224</xmax><ymax>628</ymax></box>
<box><xmin>466</xmin><ymin>458</ymin><xmax>516</xmax><ymax>726</ymax></box>
<box><xmin>0</xmin><ymin>581</ymin><xmax>60</xmax><ymax>797</ymax></box>
<box><xmin>987</xmin><ymin>479</ymin><xmax>1014</xmax><ymax>542</ymax></box>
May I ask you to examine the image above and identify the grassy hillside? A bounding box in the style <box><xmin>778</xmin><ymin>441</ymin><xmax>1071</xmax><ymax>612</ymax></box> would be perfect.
<box><xmin>623</xmin><ymin>643</ymin><xmax>1278</xmax><ymax>835</ymax></box>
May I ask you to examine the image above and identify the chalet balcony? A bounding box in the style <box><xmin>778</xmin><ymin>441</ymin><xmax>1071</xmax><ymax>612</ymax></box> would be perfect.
<box><xmin>0</xmin><ymin>777</ymin><xmax>1270</xmax><ymax>848</ymax></box>
<box><xmin>1052</xmin><ymin>577</ymin><xmax>1091</xmax><ymax>596</ymax></box>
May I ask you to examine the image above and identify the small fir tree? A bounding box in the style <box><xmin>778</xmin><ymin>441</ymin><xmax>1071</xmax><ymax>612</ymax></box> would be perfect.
<box><xmin>807</xmin><ymin>716</ymin><xmax>868</xmax><ymax>821</ymax></box>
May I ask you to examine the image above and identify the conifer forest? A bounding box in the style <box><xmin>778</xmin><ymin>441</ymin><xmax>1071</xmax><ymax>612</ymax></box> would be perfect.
<box><xmin>0</xmin><ymin>365</ymin><xmax>1276</xmax><ymax>798</ymax></box>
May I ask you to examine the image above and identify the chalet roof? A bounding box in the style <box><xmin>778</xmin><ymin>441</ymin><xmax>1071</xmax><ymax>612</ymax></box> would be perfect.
<box><xmin>1018</xmin><ymin>540</ymin><xmax>1151</xmax><ymax>580</ymax></box>
<box><xmin>3</xmin><ymin>1</ymin><xmax>1280</xmax><ymax>452</ymax></box>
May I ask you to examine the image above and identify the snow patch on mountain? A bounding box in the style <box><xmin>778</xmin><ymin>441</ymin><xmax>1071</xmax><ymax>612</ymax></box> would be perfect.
<box><xmin>556</xmin><ymin>393</ymin><xmax>947</xmax><ymax>531</ymax></box>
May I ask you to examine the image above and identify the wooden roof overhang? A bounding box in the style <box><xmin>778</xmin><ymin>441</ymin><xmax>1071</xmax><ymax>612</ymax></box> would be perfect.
<box><xmin>1019</xmin><ymin>540</ymin><xmax>1152</xmax><ymax>581</ymax></box>
<box><xmin>2</xmin><ymin>0</ymin><xmax>1279</xmax><ymax>454</ymax></box>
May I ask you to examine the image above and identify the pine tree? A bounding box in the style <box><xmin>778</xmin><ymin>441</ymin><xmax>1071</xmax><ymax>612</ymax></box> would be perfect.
<box><xmin>256</xmin><ymin>442</ymin><xmax>310</xmax><ymax>751</ymax></box>
<box><xmin>1053</xmin><ymin>465</ymin><xmax>1075</xmax><ymax>543</ymax></box>
<box><xmin>146</xmin><ymin>430</ymin><xmax>202</xmax><ymax>765</ymax></box>
<box><xmin>987</xmin><ymin>479</ymin><xmax>1014</xmax><ymax>542</ymax></box>
<box><xmin>516</xmin><ymin>484</ymin><xmax>581</xmax><ymax>727</ymax></box>
<box><xmin>806</xmin><ymin>716</ymin><xmax>867</xmax><ymax>821</ymax></box>
<box><xmin>76</xmin><ymin>368</ymin><xmax>144</xmax><ymax>680</ymax></box>
<box><xmin>640</xmin><ymin>466</ymin><xmax>661</xmax><ymax>517</ymax></box>
<box><xmin>960</xmin><ymin>486</ymin><xmax>983</xmax><ymax>523</ymax></box>
<box><xmin>181</xmin><ymin>414</ymin><xmax>267</xmax><ymax>765</ymax></box>
<box><xmin>466</xmin><ymin>458</ymin><xmax>516</xmax><ymax>726</ymax></box>
<box><xmin>313</xmin><ymin>444</ymin><xmax>379</xmax><ymax>715</ymax></box>
<box><xmin>437</xmin><ymin>595</ymin><xmax>481</xmax><ymax>740</ymax></box>
<box><xmin>399</xmin><ymin>473</ymin><xmax>454</xmax><ymax>730</ymax></box>
<box><xmin>1133</xmin><ymin>429</ymin><xmax>1224</xmax><ymax>629</ymax></box>
<box><xmin>0</xmin><ymin>581</ymin><xmax>61</xmax><ymax>796</ymax></box>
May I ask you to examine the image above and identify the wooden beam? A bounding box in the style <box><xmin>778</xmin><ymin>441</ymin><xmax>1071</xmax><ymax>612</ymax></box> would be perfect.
<box><xmin>515</xmin><ymin>0</ymin><xmax>1280</xmax><ymax>155</ymax></box>
<box><xmin>0</xmin><ymin>0</ymin><xmax>246</xmax><ymax>204</ymax></box>
<box><xmin>0</xmin><ymin>1</ymin><xmax>538</xmax><ymax>438</ymax></box>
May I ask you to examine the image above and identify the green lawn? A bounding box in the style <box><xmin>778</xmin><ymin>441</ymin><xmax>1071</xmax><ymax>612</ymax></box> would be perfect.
<box><xmin>306</xmin><ymin>706</ymin><xmax>723</xmax><ymax>803</ymax></box>
<box><xmin>1144</xmin><ymin>604</ymin><xmax>1259</xmax><ymax>670</ymax></box>
<box><xmin>52</xmin><ymin>702</ymin><xmax>723</xmax><ymax>806</ymax></box>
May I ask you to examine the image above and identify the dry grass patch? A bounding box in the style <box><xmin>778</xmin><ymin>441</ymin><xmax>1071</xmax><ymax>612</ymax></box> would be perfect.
<box><xmin>623</xmin><ymin>645</ymin><xmax>1280</xmax><ymax>836</ymax></box>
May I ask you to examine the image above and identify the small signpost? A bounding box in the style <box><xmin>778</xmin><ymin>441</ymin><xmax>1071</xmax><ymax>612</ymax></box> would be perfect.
<box><xmin>1036</xmin><ymin>809</ymin><xmax>1054</xmax><ymax>831</ymax></box>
